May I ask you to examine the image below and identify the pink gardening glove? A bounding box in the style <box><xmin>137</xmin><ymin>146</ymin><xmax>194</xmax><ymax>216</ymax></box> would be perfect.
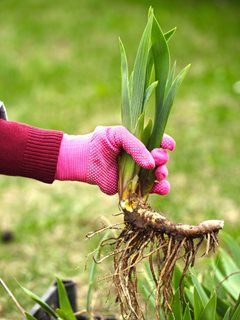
<box><xmin>55</xmin><ymin>126</ymin><xmax>175</xmax><ymax>196</ymax></box>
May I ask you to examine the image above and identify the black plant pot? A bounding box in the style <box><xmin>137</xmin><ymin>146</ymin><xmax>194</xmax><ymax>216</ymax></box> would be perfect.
<box><xmin>24</xmin><ymin>280</ymin><xmax>117</xmax><ymax>320</ymax></box>
<box><xmin>76</xmin><ymin>314</ymin><xmax>117</xmax><ymax>320</ymax></box>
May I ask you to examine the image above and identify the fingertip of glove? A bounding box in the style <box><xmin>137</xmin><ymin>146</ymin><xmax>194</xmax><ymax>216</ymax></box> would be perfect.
<box><xmin>151</xmin><ymin>149</ymin><xmax>169</xmax><ymax>166</ymax></box>
<box><xmin>155</xmin><ymin>165</ymin><xmax>168</xmax><ymax>180</ymax></box>
<box><xmin>152</xmin><ymin>180</ymin><xmax>170</xmax><ymax>195</ymax></box>
<box><xmin>161</xmin><ymin>134</ymin><xmax>176</xmax><ymax>151</ymax></box>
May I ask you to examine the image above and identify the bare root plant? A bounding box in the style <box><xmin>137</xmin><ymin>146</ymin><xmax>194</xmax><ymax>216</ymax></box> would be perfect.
<box><xmin>88</xmin><ymin>8</ymin><xmax>224</xmax><ymax>320</ymax></box>
<box><xmin>114</xmin><ymin>201</ymin><xmax>223</xmax><ymax>319</ymax></box>
<box><xmin>90</xmin><ymin>197</ymin><xmax>223</xmax><ymax>319</ymax></box>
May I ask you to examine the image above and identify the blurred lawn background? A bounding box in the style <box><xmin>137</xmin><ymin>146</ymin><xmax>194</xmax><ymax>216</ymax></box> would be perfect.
<box><xmin>0</xmin><ymin>0</ymin><xmax>239</xmax><ymax>318</ymax></box>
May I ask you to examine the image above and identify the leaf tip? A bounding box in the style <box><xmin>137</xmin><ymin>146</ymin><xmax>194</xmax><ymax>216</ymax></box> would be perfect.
<box><xmin>185</xmin><ymin>63</ymin><xmax>191</xmax><ymax>72</ymax></box>
<box><xmin>118</xmin><ymin>37</ymin><xmax>123</xmax><ymax>47</ymax></box>
<box><xmin>148</xmin><ymin>6</ymin><xmax>154</xmax><ymax>17</ymax></box>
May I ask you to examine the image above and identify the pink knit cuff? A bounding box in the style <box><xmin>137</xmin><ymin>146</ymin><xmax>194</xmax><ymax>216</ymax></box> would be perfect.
<box><xmin>55</xmin><ymin>133</ymin><xmax>90</xmax><ymax>181</ymax></box>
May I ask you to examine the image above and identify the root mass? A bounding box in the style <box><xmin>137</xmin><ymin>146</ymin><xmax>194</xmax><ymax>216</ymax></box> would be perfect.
<box><xmin>91</xmin><ymin>197</ymin><xmax>224</xmax><ymax>320</ymax></box>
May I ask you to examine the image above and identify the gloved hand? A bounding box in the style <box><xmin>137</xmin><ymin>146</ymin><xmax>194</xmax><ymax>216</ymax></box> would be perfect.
<box><xmin>55</xmin><ymin>126</ymin><xmax>175</xmax><ymax>196</ymax></box>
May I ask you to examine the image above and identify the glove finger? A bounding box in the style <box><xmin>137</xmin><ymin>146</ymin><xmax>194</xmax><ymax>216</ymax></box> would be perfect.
<box><xmin>151</xmin><ymin>149</ymin><xmax>169</xmax><ymax>166</ymax></box>
<box><xmin>161</xmin><ymin>134</ymin><xmax>176</xmax><ymax>151</ymax></box>
<box><xmin>151</xmin><ymin>180</ymin><xmax>170</xmax><ymax>195</ymax></box>
<box><xmin>155</xmin><ymin>165</ymin><xmax>168</xmax><ymax>181</ymax></box>
<box><xmin>109</xmin><ymin>126</ymin><xmax>155</xmax><ymax>169</ymax></box>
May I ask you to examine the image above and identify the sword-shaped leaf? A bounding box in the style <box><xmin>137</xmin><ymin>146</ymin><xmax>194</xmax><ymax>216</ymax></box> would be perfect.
<box><xmin>21</xmin><ymin>286</ymin><xmax>58</xmax><ymax>318</ymax></box>
<box><xmin>119</xmin><ymin>38</ymin><xmax>131</xmax><ymax>131</ymax></box>
<box><xmin>148</xmin><ymin>14</ymin><xmax>170</xmax><ymax>149</ymax></box>
<box><xmin>143</xmin><ymin>81</ymin><xmax>158</xmax><ymax>108</ymax></box>
<box><xmin>131</xmin><ymin>10</ymin><xmax>153</xmax><ymax>129</ymax></box>
<box><xmin>231</xmin><ymin>296</ymin><xmax>240</xmax><ymax>320</ymax></box>
<box><xmin>142</xmin><ymin>118</ymin><xmax>153</xmax><ymax>146</ymax></box>
<box><xmin>149</xmin><ymin>64</ymin><xmax>190</xmax><ymax>149</ymax></box>
<box><xmin>166</xmin><ymin>61</ymin><xmax>176</xmax><ymax>94</ymax></box>
<box><xmin>164</xmin><ymin>27</ymin><xmax>177</xmax><ymax>41</ymax></box>
<box><xmin>56</xmin><ymin>278</ymin><xmax>76</xmax><ymax>320</ymax></box>
<box><xmin>199</xmin><ymin>292</ymin><xmax>217</xmax><ymax>320</ymax></box>
<box><xmin>145</xmin><ymin>28</ymin><xmax>176</xmax><ymax>89</ymax></box>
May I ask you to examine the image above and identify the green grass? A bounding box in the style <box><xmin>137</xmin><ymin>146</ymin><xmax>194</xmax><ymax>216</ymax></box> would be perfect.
<box><xmin>0</xmin><ymin>0</ymin><xmax>239</xmax><ymax>318</ymax></box>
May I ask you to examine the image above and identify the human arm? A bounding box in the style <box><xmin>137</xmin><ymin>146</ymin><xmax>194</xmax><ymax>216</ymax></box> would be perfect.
<box><xmin>0</xmin><ymin>119</ymin><xmax>63</xmax><ymax>183</ymax></box>
<box><xmin>0</xmin><ymin>120</ymin><xmax>174</xmax><ymax>195</ymax></box>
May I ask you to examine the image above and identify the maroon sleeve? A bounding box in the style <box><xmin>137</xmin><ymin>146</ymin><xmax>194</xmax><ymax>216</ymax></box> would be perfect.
<box><xmin>0</xmin><ymin>119</ymin><xmax>63</xmax><ymax>183</ymax></box>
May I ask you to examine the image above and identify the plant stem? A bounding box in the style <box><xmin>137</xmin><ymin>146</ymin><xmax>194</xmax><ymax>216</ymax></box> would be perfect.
<box><xmin>0</xmin><ymin>279</ymin><xmax>26</xmax><ymax>316</ymax></box>
<box><xmin>86</xmin><ymin>231</ymin><xmax>111</xmax><ymax>316</ymax></box>
<box><xmin>118</xmin><ymin>152</ymin><xmax>137</xmax><ymax>199</ymax></box>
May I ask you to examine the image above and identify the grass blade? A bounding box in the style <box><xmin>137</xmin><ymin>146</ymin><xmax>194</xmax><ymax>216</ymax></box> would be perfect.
<box><xmin>185</xmin><ymin>288</ymin><xmax>194</xmax><ymax>307</ymax></box>
<box><xmin>119</xmin><ymin>38</ymin><xmax>131</xmax><ymax>131</ymax></box>
<box><xmin>231</xmin><ymin>296</ymin><xmax>240</xmax><ymax>320</ymax></box>
<box><xmin>166</xmin><ymin>61</ymin><xmax>176</xmax><ymax>93</ymax></box>
<box><xmin>140</xmin><ymin>284</ymin><xmax>155</xmax><ymax>309</ymax></box>
<box><xmin>145</xmin><ymin>27</ymin><xmax>176</xmax><ymax>88</ymax></box>
<box><xmin>214</xmin><ymin>249</ymin><xmax>240</xmax><ymax>300</ymax></box>
<box><xmin>191</xmin><ymin>273</ymin><xmax>209</xmax><ymax>307</ymax></box>
<box><xmin>164</xmin><ymin>27</ymin><xmax>177</xmax><ymax>41</ymax></box>
<box><xmin>131</xmin><ymin>10</ymin><xmax>153</xmax><ymax>129</ymax></box>
<box><xmin>199</xmin><ymin>292</ymin><xmax>217</xmax><ymax>320</ymax></box>
<box><xmin>221</xmin><ymin>232</ymin><xmax>240</xmax><ymax>268</ymax></box>
<box><xmin>0</xmin><ymin>279</ymin><xmax>26</xmax><ymax>316</ymax></box>
<box><xmin>25</xmin><ymin>313</ymin><xmax>38</xmax><ymax>320</ymax></box>
<box><xmin>134</xmin><ymin>113</ymin><xmax>145</xmax><ymax>139</ymax></box>
<box><xmin>194</xmin><ymin>287</ymin><xmax>204</xmax><ymax>319</ymax></box>
<box><xmin>223</xmin><ymin>308</ymin><xmax>231</xmax><ymax>320</ymax></box>
<box><xmin>21</xmin><ymin>286</ymin><xmax>58</xmax><ymax>318</ymax></box>
<box><xmin>143</xmin><ymin>81</ymin><xmax>158</xmax><ymax>108</ymax></box>
<box><xmin>183</xmin><ymin>304</ymin><xmax>192</xmax><ymax>320</ymax></box>
<box><xmin>145</xmin><ymin>48</ymin><xmax>154</xmax><ymax>89</ymax></box>
<box><xmin>56</xmin><ymin>278</ymin><xmax>75</xmax><ymax>320</ymax></box>
<box><xmin>56</xmin><ymin>308</ymin><xmax>70</xmax><ymax>320</ymax></box>
<box><xmin>139</xmin><ymin>263</ymin><xmax>166</xmax><ymax>320</ymax></box>
<box><xmin>86</xmin><ymin>231</ymin><xmax>111</xmax><ymax>314</ymax></box>
<box><xmin>148</xmin><ymin>14</ymin><xmax>170</xmax><ymax>149</ymax></box>
<box><xmin>142</xmin><ymin>118</ymin><xmax>153</xmax><ymax>146</ymax></box>
<box><xmin>139</xmin><ymin>263</ymin><xmax>156</xmax><ymax>305</ymax></box>
<box><xmin>203</xmin><ymin>285</ymin><xmax>230</xmax><ymax>316</ymax></box>
<box><xmin>150</xmin><ymin>63</ymin><xmax>190</xmax><ymax>149</ymax></box>
<box><xmin>171</xmin><ymin>288</ymin><xmax>183</xmax><ymax>320</ymax></box>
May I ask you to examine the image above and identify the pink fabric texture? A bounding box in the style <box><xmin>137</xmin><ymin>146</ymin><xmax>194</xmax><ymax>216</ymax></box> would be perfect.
<box><xmin>160</xmin><ymin>133</ymin><xmax>175</xmax><ymax>151</ymax></box>
<box><xmin>151</xmin><ymin>180</ymin><xmax>170</xmax><ymax>195</ymax></box>
<box><xmin>55</xmin><ymin>126</ymin><xmax>175</xmax><ymax>196</ymax></box>
<box><xmin>155</xmin><ymin>165</ymin><xmax>168</xmax><ymax>181</ymax></box>
<box><xmin>151</xmin><ymin>149</ymin><xmax>169</xmax><ymax>166</ymax></box>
